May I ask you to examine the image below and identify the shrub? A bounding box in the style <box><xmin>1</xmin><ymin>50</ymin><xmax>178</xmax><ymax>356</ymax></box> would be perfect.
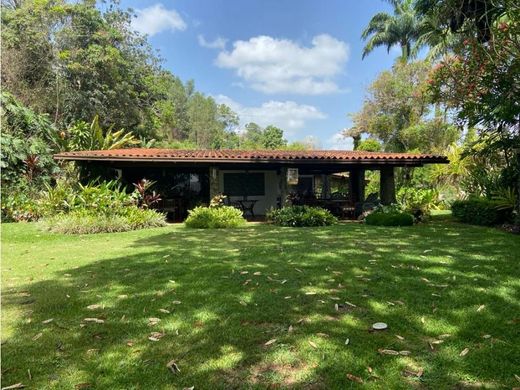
<box><xmin>451</xmin><ymin>198</ymin><xmax>512</xmax><ymax>226</ymax></box>
<box><xmin>397</xmin><ymin>187</ymin><xmax>440</xmax><ymax>216</ymax></box>
<box><xmin>185</xmin><ymin>206</ymin><xmax>245</xmax><ymax>229</ymax></box>
<box><xmin>266</xmin><ymin>206</ymin><xmax>338</xmax><ymax>227</ymax></box>
<box><xmin>40</xmin><ymin>207</ymin><xmax>166</xmax><ymax>234</ymax></box>
<box><xmin>365</xmin><ymin>211</ymin><xmax>414</xmax><ymax>226</ymax></box>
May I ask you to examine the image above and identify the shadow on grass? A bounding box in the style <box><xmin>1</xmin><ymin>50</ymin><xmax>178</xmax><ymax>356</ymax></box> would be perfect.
<box><xmin>2</xmin><ymin>220</ymin><xmax>520</xmax><ymax>389</ymax></box>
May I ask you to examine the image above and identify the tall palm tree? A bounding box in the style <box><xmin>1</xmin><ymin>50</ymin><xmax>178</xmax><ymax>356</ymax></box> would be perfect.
<box><xmin>361</xmin><ymin>0</ymin><xmax>422</xmax><ymax>62</ymax></box>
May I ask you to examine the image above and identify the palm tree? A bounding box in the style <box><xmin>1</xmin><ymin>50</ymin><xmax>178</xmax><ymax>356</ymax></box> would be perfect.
<box><xmin>361</xmin><ymin>0</ymin><xmax>422</xmax><ymax>62</ymax></box>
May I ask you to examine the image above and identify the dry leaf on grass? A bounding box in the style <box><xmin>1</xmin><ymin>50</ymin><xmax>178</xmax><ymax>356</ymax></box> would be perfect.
<box><xmin>264</xmin><ymin>339</ymin><xmax>277</xmax><ymax>346</ymax></box>
<box><xmin>305</xmin><ymin>292</ymin><xmax>317</xmax><ymax>295</ymax></box>
<box><xmin>345</xmin><ymin>338</ymin><xmax>350</xmax><ymax>345</ymax></box>
<box><xmin>477</xmin><ymin>305</ymin><xmax>486</xmax><ymax>312</ymax></box>
<box><xmin>83</xmin><ymin>318</ymin><xmax>104</xmax><ymax>324</ymax></box>
<box><xmin>460</xmin><ymin>348</ymin><xmax>469</xmax><ymax>356</ymax></box>
<box><xmin>316</xmin><ymin>333</ymin><xmax>329</xmax><ymax>338</ymax></box>
<box><xmin>395</xmin><ymin>335</ymin><xmax>404</xmax><ymax>340</ymax></box>
<box><xmin>1</xmin><ymin>383</ymin><xmax>25</xmax><ymax>390</ymax></box>
<box><xmin>347</xmin><ymin>373</ymin><xmax>363</xmax><ymax>383</ymax></box>
<box><xmin>308</xmin><ymin>340</ymin><xmax>318</xmax><ymax>349</ymax></box>
<box><xmin>87</xmin><ymin>304</ymin><xmax>102</xmax><ymax>310</ymax></box>
<box><xmin>32</xmin><ymin>332</ymin><xmax>43</xmax><ymax>341</ymax></box>
<box><xmin>166</xmin><ymin>359</ymin><xmax>180</xmax><ymax>374</ymax></box>
<box><xmin>172</xmin><ymin>300</ymin><xmax>181</xmax><ymax>305</ymax></box>
<box><xmin>253</xmin><ymin>272</ymin><xmax>261</xmax><ymax>276</ymax></box>
<box><xmin>148</xmin><ymin>332</ymin><xmax>165</xmax><ymax>342</ymax></box>
<box><xmin>42</xmin><ymin>318</ymin><xmax>54</xmax><ymax>324</ymax></box>
<box><xmin>399</xmin><ymin>350</ymin><xmax>411</xmax><ymax>356</ymax></box>
<box><xmin>378</xmin><ymin>349</ymin><xmax>399</xmax><ymax>355</ymax></box>
<box><xmin>515</xmin><ymin>374</ymin><xmax>520</xmax><ymax>383</ymax></box>
<box><xmin>159</xmin><ymin>309</ymin><xmax>170</xmax><ymax>314</ymax></box>
<box><xmin>288</xmin><ymin>325</ymin><xmax>293</xmax><ymax>333</ymax></box>
<box><xmin>148</xmin><ymin>317</ymin><xmax>161</xmax><ymax>326</ymax></box>
<box><xmin>402</xmin><ymin>368</ymin><xmax>424</xmax><ymax>378</ymax></box>
<box><xmin>74</xmin><ymin>384</ymin><xmax>92</xmax><ymax>389</ymax></box>
<box><xmin>482</xmin><ymin>334</ymin><xmax>491</xmax><ymax>339</ymax></box>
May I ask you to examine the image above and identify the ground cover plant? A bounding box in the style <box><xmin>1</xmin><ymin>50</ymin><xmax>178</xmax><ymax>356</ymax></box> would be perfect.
<box><xmin>184</xmin><ymin>205</ymin><xmax>246</xmax><ymax>229</ymax></box>
<box><xmin>2</xmin><ymin>217</ymin><xmax>519</xmax><ymax>389</ymax></box>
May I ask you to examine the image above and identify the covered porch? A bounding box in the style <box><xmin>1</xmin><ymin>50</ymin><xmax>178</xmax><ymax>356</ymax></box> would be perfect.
<box><xmin>54</xmin><ymin>148</ymin><xmax>448</xmax><ymax>221</ymax></box>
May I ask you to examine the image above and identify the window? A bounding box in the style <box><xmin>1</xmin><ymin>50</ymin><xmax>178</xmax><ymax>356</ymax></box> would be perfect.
<box><xmin>224</xmin><ymin>172</ymin><xmax>265</xmax><ymax>197</ymax></box>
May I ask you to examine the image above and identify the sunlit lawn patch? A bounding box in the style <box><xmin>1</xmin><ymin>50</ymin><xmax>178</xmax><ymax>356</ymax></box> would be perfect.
<box><xmin>1</xmin><ymin>217</ymin><xmax>519</xmax><ymax>389</ymax></box>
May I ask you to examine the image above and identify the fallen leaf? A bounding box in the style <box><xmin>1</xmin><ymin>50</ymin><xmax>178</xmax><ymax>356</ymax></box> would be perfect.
<box><xmin>477</xmin><ymin>304</ymin><xmax>486</xmax><ymax>312</ymax></box>
<box><xmin>515</xmin><ymin>374</ymin><xmax>520</xmax><ymax>383</ymax></box>
<box><xmin>438</xmin><ymin>333</ymin><xmax>452</xmax><ymax>339</ymax></box>
<box><xmin>148</xmin><ymin>317</ymin><xmax>161</xmax><ymax>326</ymax></box>
<box><xmin>126</xmin><ymin>341</ymin><xmax>134</xmax><ymax>347</ymax></box>
<box><xmin>42</xmin><ymin>318</ymin><xmax>54</xmax><ymax>324</ymax></box>
<box><xmin>240</xmin><ymin>271</ymin><xmax>249</xmax><ymax>275</ymax></box>
<box><xmin>253</xmin><ymin>272</ymin><xmax>261</xmax><ymax>276</ymax></box>
<box><xmin>345</xmin><ymin>338</ymin><xmax>350</xmax><ymax>345</ymax></box>
<box><xmin>295</xmin><ymin>268</ymin><xmax>303</xmax><ymax>273</ymax></box>
<box><xmin>118</xmin><ymin>295</ymin><xmax>128</xmax><ymax>299</ymax></box>
<box><xmin>402</xmin><ymin>368</ymin><xmax>424</xmax><ymax>378</ymax></box>
<box><xmin>305</xmin><ymin>292</ymin><xmax>317</xmax><ymax>295</ymax></box>
<box><xmin>239</xmin><ymin>300</ymin><xmax>247</xmax><ymax>306</ymax></box>
<box><xmin>288</xmin><ymin>325</ymin><xmax>293</xmax><ymax>333</ymax></box>
<box><xmin>460</xmin><ymin>348</ymin><xmax>469</xmax><ymax>356</ymax></box>
<box><xmin>347</xmin><ymin>373</ymin><xmax>363</xmax><ymax>383</ymax></box>
<box><xmin>345</xmin><ymin>301</ymin><xmax>357</xmax><ymax>307</ymax></box>
<box><xmin>482</xmin><ymin>334</ymin><xmax>492</xmax><ymax>339</ymax></box>
<box><xmin>32</xmin><ymin>332</ymin><xmax>43</xmax><ymax>341</ymax></box>
<box><xmin>316</xmin><ymin>333</ymin><xmax>329</xmax><ymax>337</ymax></box>
<box><xmin>421</xmin><ymin>317</ymin><xmax>426</xmax><ymax>324</ymax></box>
<box><xmin>172</xmin><ymin>300</ymin><xmax>181</xmax><ymax>305</ymax></box>
<box><xmin>148</xmin><ymin>332</ymin><xmax>165</xmax><ymax>342</ymax></box>
<box><xmin>87</xmin><ymin>304</ymin><xmax>102</xmax><ymax>310</ymax></box>
<box><xmin>264</xmin><ymin>339</ymin><xmax>277</xmax><ymax>346</ymax></box>
<box><xmin>159</xmin><ymin>309</ymin><xmax>170</xmax><ymax>314</ymax></box>
<box><xmin>1</xmin><ymin>384</ymin><xmax>25</xmax><ymax>390</ymax></box>
<box><xmin>378</xmin><ymin>349</ymin><xmax>399</xmax><ymax>355</ymax></box>
<box><xmin>308</xmin><ymin>340</ymin><xmax>318</xmax><ymax>349</ymax></box>
<box><xmin>83</xmin><ymin>318</ymin><xmax>104</xmax><ymax>324</ymax></box>
<box><xmin>399</xmin><ymin>350</ymin><xmax>411</xmax><ymax>356</ymax></box>
<box><xmin>166</xmin><ymin>359</ymin><xmax>180</xmax><ymax>374</ymax></box>
<box><xmin>395</xmin><ymin>335</ymin><xmax>404</xmax><ymax>340</ymax></box>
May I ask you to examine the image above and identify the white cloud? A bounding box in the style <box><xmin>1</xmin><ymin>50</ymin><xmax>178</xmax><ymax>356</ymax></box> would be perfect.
<box><xmin>215</xmin><ymin>95</ymin><xmax>326</xmax><ymax>135</ymax></box>
<box><xmin>215</xmin><ymin>34</ymin><xmax>349</xmax><ymax>95</ymax></box>
<box><xmin>327</xmin><ymin>131</ymin><xmax>354</xmax><ymax>150</ymax></box>
<box><xmin>132</xmin><ymin>4</ymin><xmax>187</xmax><ymax>37</ymax></box>
<box><xmin>198</xmin><ymin>34</ymin><xmax>227</xmax><ymax>50</ymax></box>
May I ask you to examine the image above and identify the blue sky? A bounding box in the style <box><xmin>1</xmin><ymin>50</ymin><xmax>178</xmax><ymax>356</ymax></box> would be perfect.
<box><xmin>124</xmin><ymin>0</ymin><xmax>401</xmax><ymax>149</ymax></box>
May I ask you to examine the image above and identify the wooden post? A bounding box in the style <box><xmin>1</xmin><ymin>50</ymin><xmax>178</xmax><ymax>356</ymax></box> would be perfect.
<box><xmin>349</xmin><ymin>169</ymin><xmax>365</xmax><ymax>204</ymax></box>
<box><xmin>209</xmin><ymin>166</ymin><xmax>219</xmax><ymax>200</ymax></box>
<box><xmin>279</xmin><ymin>167</ymin><xmax>289</xmax><ymax>207</ymax></box>
<box><xmin>380</xmin><ymin>166</ymin><xmax>396</xmax><ymax>205</ymax></box>
<box><xmin>321</xmin><ymin>174</ymin><xmax>331</xmax><ymax>198</ymax></box>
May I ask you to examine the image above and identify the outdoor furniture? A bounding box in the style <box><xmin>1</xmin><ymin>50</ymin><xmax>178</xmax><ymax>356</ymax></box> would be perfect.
<box><xmin>238</xmin><ymin>199</ymin><xmax>258</xmax><ymax>218</ymax></box>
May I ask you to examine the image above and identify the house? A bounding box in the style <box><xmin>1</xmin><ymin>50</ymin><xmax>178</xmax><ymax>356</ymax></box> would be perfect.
<box><xmin>54</xmin><ymin>149</ymin><xmax>448</xmax><ymax>219</ymax></box>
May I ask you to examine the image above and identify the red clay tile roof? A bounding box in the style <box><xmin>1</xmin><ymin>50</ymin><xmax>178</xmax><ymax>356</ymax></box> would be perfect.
<box><xmin>54</xmin><ymin>148</ymin><xmax>448</xmax><ymax>164</ymax></box>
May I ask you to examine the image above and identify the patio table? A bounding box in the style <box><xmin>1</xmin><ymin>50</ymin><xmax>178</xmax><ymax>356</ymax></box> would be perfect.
<box><xmin>238</xmin><ymin>199</ymin><xmax>258</xmax><ymax>218</ymax></box>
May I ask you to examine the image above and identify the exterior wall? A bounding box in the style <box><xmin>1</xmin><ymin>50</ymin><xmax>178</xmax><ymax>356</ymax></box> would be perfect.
<box><xmin>218</xmin><ymin>169</ymin><xmax>279</xmax><ymax>215</ymax></box>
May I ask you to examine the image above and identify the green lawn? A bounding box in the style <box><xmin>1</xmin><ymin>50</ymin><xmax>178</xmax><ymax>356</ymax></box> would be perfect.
<box><xmin>2</xmin><ymin>218</ymin><xmax>519</xmax><ymax>389</ymax></box>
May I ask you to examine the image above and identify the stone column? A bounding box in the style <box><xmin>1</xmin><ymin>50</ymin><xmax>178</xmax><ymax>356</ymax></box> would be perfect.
<box><xmin>209</xmin><ymin>166</ymin><xmax>219</xmax><ymax>200</ymax></box>
<box><xmin>350</xmin><ymin>169</ymin><xmax>365</xmax><ymax>204</ymax></box>
<box><xmin>380</xmin><ymin>166</ymin><xmax>396</xmax><ymax>205</ymax></box>
<box><xmin>279</xmin><ymin>167</ymin><xmax>289</xmax><ymax>207</ymax></box>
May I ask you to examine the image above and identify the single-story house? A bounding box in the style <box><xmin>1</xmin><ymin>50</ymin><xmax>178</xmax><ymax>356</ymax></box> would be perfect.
<box><xmin>54</xmin><ymin>149</ymin><xmax>448</xmax><ymax>219</ymax></box>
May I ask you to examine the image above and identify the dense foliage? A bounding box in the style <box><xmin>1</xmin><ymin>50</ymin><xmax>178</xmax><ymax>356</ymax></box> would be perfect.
<box><xmin>451</xmin><ymin>198</ymin><xmax>512</xmax><ymax>226</ymax></box>
<box><xmin>365</xmin><ymin>207</ymin><xmax>414</xmax><ymax>226</ymax></box>
<box><xmin>184</xmin><ymin>206</ymin><xmax>246</xmax><ymax>229</ymax></box>
<box><xmin>266</xmin><ymin>206</ymin><xmax>338</xmax><ymax>227</ymax></box>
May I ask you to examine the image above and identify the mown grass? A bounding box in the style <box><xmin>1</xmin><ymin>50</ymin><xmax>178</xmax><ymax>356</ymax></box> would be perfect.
<box><xmin>1</xmin><ymin>217</ymin><xmax>519</xmax><ymax>389</ymax></box>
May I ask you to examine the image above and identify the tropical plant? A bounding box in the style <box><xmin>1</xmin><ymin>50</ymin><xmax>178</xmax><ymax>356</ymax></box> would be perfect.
<box><xmin>132</xmin><ymin>179</ymin><xmax>162</xmax><ymax>209</ymax></box>
<box><xmin>185</xmin><ymin>206</ymin><xmax>246</xmax><ymax>229</ymax></box>
<box><xmin>67</xmin><ymin>116</ymin><xmax>139</xmax><ymax>151</ymax></box>
<box><xmin>361</xmin><ymin>0</ymin><xmax>422</xmax><ymax>61</ymax></box>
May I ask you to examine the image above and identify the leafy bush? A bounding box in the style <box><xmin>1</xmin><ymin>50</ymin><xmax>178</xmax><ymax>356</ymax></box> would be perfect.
<box><xmin>397</xmin><ymin>187</ymin><xmax>440</xmax><ymax>216</ymax></box>
<box><xmin>1</xmin><ymin>187</ymin><xmax>43</xmax><ymax>222</ymax></box>
<box><xmin>40</xmin><ymin>207</ymin><xmax>166</xmax><ymax>234</ymax></box>
<box><xmin>185</xmin><ymin>206</ymin><xmax>245</xmax><ymax>229</ymax></box>
<box><xmin>451</xmin><ymin>198</ymin><xmax>512</xmax><ymax>226</ymax></box>
<box><xmin>266</xmin><ymin>206</ymin><xmax>338</xmax><ymax>227</ymax></box>
<box><xmin>365</xmin><ymin>211</ymin><xmax>414</xmax><ymax>226</ymax></box>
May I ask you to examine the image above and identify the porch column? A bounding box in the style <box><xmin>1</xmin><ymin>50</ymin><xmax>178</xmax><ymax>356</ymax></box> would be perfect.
<box><xmin>321</xmin><ymin>174</ymin><xmax>331</xmax><ymax>199</ymax></box>
<box><xmin>279</xmin><ymin>167</ymin><xmax>289</xmax><ymax>207</ymax></box>
<box><xmin>209</xmin><ymin>166</ymin><xmax>219</xmax><ymax>200</ymax></box>
<box><xmin>350</xmin><ymin>169</ymin><xmax>365</xmax><ymax>204</ymax></box>
<box><xmin>380</xmin><ymin>166</ymin><xmax>396</xmax><ymax>205</ymax></box>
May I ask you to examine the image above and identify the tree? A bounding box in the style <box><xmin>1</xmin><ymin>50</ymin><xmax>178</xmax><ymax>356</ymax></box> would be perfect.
<box><xmin>361</xmin><ymin>0</ymin><xmax>422</xmax><ymax>61</ymax></box>
<box><xmin>263</xmin><ymin>126</ymin><xmax>287</xmax><ymax>149</ymax></box>
<box><xmin>345</xmin><ymin>60</ymin><xmax>460</xmax><ymax>153</ymax></box>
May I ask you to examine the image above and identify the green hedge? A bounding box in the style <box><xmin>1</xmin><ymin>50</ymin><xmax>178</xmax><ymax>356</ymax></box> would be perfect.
<box><xmin>451</xmin><ymin>198</ymin><xmax>511</xmax><ymax>226</ymax></box>
<box><xmin>185</xmin><ymin>206</ymin><xmax>246</xmax><ymax>229</ymax></box>
<box><xmin>266</xmin><ymin>206</ymin><xmax>338</xmax><ymax>227</ymax></box>
<box><xmin>365</xmin><ymin>211</ymin><xmax>414</xmax><ymax>226</ymax></box>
